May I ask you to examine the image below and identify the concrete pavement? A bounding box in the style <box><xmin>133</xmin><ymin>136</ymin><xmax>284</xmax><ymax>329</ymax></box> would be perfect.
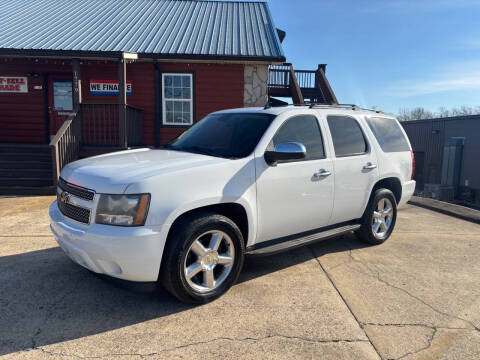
<box><xmin>0</xmin><ymin>196</ymin><xmax>478</xmax><ymax>359</ymax></box>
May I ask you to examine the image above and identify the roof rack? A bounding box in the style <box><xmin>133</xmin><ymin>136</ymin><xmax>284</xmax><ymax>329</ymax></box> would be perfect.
<box><xmin>308</xmin><ymin>103</ymin><xmax>385</xmax><ymax>114</ymax></box>
<box><xmin>264</xmin><ymin>101</ymin><xmax>386</xmax><ymax>114</ymax></box>
<box><xmin>309</xmin><ymin>103</ymin><xmax>359</xmax><ymax>110</ymax></box>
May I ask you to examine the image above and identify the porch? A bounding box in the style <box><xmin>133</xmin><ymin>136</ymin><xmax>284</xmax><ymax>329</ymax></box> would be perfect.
<box><xmin>268</xmin><ymin>63</ymin><xmax>338</xmax><ymax>105</ymax></box>
<box><xmin>0</xmin><ymin>54</ymin><xmax>144</xmax><ymax>195</ymax></box>
<box><xmin>0</xmin><ymin>103</ymin><xmax>143</xmax><ymax>195</ymax></box>
<box><xmin>51</xmin><ymin>101</ymin><xmax>143</xmax><ymax>170</ymax></box>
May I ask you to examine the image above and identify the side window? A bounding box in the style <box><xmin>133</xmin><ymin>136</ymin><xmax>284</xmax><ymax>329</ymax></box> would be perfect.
<box><xmin>272</xmin><ymin>115</ymin><xmax>325</xmax><ymax>161</ymax></box>
<box><xmin>366</xmin><ymin>117</ymin><xmax>410</xmax><ymax>152</ymax></box>
<box><xmin>327</xmin><ymin>115</ymin><xmax>367</xmax><ymax>157</ymax></box>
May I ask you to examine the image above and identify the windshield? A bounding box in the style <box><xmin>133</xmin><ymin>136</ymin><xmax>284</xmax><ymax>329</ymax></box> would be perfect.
<box><xmin>166</xmin><ymin>112</ymin><xmax>275</xmax><ymax>159</ymax></box>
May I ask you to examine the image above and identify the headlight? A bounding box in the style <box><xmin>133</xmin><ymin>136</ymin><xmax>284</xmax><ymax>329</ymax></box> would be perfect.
<box><xmin>95</xmin><ymin>194</ymin><xmax>150</xmax><ymax>226</ymax></box>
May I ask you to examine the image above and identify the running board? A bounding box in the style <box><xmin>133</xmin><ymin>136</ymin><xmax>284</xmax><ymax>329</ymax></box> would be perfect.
<box><xmin>246</xmin><ymin>223</ymin><xmax>361</xmax><ymax>256</ymax></box>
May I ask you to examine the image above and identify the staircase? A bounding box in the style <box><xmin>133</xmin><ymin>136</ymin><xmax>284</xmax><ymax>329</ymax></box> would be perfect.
<box><xmin>0</xmin><ymin>144</ymin><xmax>55</xmax><ymax>195</ymax></box>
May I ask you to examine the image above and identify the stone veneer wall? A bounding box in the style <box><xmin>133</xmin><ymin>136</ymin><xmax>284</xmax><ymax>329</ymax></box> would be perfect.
<box><xmin>243</xmin><ymin>64</ymin><xmax>268</xmax><ymax>107</ymax></box>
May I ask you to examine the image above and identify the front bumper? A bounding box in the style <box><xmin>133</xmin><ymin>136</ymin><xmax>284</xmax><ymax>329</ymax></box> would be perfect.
<box><xmin>49</xmin><ymin>201</ymin><xmax>165</xmax><ymax>282</ymax></box>
<box><xmin>399</xmin><ymin>180</ymin><xmax>416</xmax><ymax>207</ymax></box>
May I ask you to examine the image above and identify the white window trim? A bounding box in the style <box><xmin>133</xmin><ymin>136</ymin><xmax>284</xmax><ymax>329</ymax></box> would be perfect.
<box><xmin>162</xmin><ymin>73</ymin><xmax>193</xmax><ymax>126</ymax></box>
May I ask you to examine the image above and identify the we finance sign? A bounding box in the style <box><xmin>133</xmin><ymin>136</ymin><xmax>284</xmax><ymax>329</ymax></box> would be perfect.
<box><xmin>90</xmin><ymin>79</ymin><xmax>132</xmax><ymax>96</ymax></box>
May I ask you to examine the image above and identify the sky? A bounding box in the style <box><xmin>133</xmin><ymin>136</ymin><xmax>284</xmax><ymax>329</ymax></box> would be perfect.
<box><xmin>266</xmin><ymin>0</ymin><xmax>480</xmax><ymax>115</ymax></box>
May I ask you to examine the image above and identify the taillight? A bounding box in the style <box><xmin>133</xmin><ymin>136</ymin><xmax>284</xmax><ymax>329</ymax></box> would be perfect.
<box><xmin>411</xmin><ymin>151</ymin><xmax>415</xmax><ymax>180</ymax></box>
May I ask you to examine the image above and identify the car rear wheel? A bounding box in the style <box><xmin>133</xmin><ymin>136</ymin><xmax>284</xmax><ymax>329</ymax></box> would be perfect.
<box><xmin>160</xmin><ymin>212</ymin><xmax>245</xmax><ymax>303</ymax></box>
<box><xmin>356</xmin><ymin>188</ymin><xmax>397</xmax><ymax>245</ymax></box>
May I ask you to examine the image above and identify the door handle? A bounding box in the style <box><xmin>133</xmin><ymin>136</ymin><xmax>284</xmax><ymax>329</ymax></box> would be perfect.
<box><xmin>363</xmin><ymin>162</ymin><xmax>377</xmax><ymax>170</ymax></box>
<box><xmin>314</xmin><ymin>169</ymin><xmax>331</xmax><ymax>177</ymax></box>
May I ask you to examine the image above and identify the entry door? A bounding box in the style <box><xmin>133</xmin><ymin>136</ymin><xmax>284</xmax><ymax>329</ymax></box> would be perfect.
<box><xmin>255</xmin><ymin>114</ymin><xmax>334</xmax><ymax>243</ymax></box>
<box><xmin>48</xmin><ymin>76</ymin><xmax>74</xmax><ymax>135</ymax></box>
<box><xmin>414</xmin><ymin>151</ymin><xmax>425</xmax><ymax>190</ymax></box>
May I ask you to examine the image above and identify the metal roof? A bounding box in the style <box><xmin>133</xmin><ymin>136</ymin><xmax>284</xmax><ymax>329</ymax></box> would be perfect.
<box><xmin>0</xmin><ymin>0</ymin><xmax>285</xmax><ymax>62</ymax></box>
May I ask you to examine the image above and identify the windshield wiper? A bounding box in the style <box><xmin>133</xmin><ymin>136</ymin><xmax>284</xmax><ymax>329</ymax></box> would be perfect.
<box><xmin>164</xmin><ymin>144</ymin><xmax>237</xmax><ymax>159</ymax></box>
<box><xmin>181</xmin><ymin>146</ymin><xmax>222</xmax><ymax>157</ymax></box>
<box><xmin>162</xmin><ymin>144</ymin><xmax>177</xmax><ymax>150</ymax></box>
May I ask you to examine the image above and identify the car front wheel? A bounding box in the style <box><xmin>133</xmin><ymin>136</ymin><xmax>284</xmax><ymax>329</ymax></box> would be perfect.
<box><xmin>160</xmin><ymin>212</ymin><xmax>245</xmax><ymax>303</ymax></box>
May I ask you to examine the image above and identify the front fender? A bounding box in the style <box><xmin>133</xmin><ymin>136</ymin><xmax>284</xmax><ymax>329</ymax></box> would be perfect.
<box><xmin>159</xmin><ymin>196</ymin><xmax>256</xmax><ymax>247</ymax></box>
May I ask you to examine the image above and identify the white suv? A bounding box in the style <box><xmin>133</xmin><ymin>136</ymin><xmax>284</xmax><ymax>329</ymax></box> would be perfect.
<box><xmin>49</xmin><ymin>105</ymin><xmax>415</xmax><ymax>303</ymax></box>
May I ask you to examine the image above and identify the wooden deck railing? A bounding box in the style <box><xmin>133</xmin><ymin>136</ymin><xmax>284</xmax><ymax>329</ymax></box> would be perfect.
<box><xmin>268</xmin><ymin>64</ymin><xmax>316</xmax><ymax>90</ymax></box>
<box><xmin>268</xmin><ymin>63</ymin><xmax>305</xmax><ymax>105</ymax></box>
<box><xmin>268</xmin><ymin>63</ymin><xmax>338</xmax><ymax>104</ymax></box>
<box><xmin>81</xmin><ymin>103</ymin><xmax>143</xmax><ymax>146</ymax></box>
<box><xmin>49</xmin><ymin>110</ymin><xmax>82</xmax><ymax>184</ymax></box>
<box><xmin>49</xmin><ymin>103</ymin><xmax>144</xmax><ymax>184</ymax></box>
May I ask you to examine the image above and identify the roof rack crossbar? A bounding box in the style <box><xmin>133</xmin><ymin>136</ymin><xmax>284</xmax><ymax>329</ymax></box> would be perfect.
<box><xmin>309</xmin><ymin>103</ymin><xmax>358</xmax><ymax>110</ymax></box>
<box><xmin>264</xmin><ymin>101</ymin><xmax>386</xmax><ymax>114</ymax></box>
<box><xmin>308</xmin><ymin>103</ymin><xmax>385</xmax><ymax>114</ymax></box>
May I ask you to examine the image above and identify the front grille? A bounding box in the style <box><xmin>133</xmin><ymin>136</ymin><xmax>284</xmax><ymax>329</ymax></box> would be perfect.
<box><xmin>57</xmin><ymin>196</ymin><xmax>91</xmax><ymax>224</ymax></box>
<box><xmin>58</xmin><ymin>178</ymin><xmax>94</xmax><ymax>201</ymax></box>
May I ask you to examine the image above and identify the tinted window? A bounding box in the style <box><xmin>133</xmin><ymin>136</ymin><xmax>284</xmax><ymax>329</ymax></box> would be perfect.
<box><xmin>366</xmin><ymin>117</ymin><xmax>410</xmax><ymax>152</ymax></box>
<box><xmin>272</xmin><ymin>115</ymin><xmax>325</xmax><ymax>161</ymax></box>
<box><xmin>327</xmin><ymin>116</ymin><xmax>367</xmax><ymax>157</ymax></box>
<box><xmin>168</xmin><ymin>112</ymin><xmax>274</xmax><ymax>158</ymax></box>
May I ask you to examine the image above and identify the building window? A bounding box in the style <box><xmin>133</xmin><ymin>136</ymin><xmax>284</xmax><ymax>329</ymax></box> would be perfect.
<box><xmin>162</xmin><ymin>73</ymin><xmax>193</xmax><ymax>125</ymax></box>
<box><xmin>53</xmin><ymin>81</ymin><xmax>73</xmax><ymax>111</ymax></box>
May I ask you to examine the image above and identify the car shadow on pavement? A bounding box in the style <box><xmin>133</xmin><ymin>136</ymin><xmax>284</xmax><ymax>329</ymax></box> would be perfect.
<box><xmin>240</xmin><ymin>232</ymin><xmax>368</xmax><ymax>284</ymax></box>
<box><xmin>0</xmin><ymin>233</ymin><xmax>367</xmax><ymax>356</ymax></box>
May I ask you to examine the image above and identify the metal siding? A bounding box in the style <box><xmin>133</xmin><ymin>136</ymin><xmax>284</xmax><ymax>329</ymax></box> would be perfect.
<box><xmin>443</xmin><ymin>118</ymin><xmax>480</xmax><ymax>189</ymax></box>
<box><xmin>402</xmin><ymin>120</ymin><xmax>444</xmax><ymax>184</ymax></box>
<box><xmin>0</xmin><ymin>0</ymin><xmax>285</xmax><ymax>60</ymax></box>
<box><xmin>402</xmin><ymin>115</ymin><xmax>480</xmax><ymax>189</ymax></box>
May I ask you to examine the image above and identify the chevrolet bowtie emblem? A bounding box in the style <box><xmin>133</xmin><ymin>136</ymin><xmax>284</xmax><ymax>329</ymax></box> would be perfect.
<box><xmin>60</xmin><ymin>191</ymin><xmax>70</xmax><ymax>204</ymax></box>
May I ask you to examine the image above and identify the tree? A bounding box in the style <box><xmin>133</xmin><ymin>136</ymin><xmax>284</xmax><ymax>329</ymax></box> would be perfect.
<box><xmin>397</xmin><ymin>105</ymin><xmax>480</xmax><ymax>121</ymax></box>
<box><xmin>398</xmin><ymin>107</ymin><xmax>434</xmax><ymax>121</ymax></box>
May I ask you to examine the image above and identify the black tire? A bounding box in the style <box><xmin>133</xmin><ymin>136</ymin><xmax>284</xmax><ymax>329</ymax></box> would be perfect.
<box><xmin>160</xmin><ymin>212</ymin><xmax>245</xmax><ymax>304</ymax></box>
<box><xmin>355</xmin><ymin>188</ymin><xmax>397</xmax><ymax>245</ymax></box>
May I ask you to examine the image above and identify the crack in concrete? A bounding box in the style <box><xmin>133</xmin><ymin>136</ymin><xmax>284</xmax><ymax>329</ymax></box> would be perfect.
<box><xmin>30</xmin><ymin>334</ymin><xmax>371</xmax><ymax>359</ymax></box>
<box><xmin>309</xmin><ymin>245</ymin><xmax>480</xmax><ymax>360</ymax></box>
<box><xmin>390</xmin><ymin>327</ymin><xmax>438</xmax><ymax>360</ymax></box>
<box><xmin>29</xmin><ymin>275</ymin><xmax>84</xmax><ymax>352</ymax></box>
<box><xmin>343</xmin><ymin>251</ymin><xmax>479</xmax><ymax>332</ymax></box>
<box><xmin>321</xmin><ymin>247</ymin><xmax>367</xmax><ymax>271</ymax></box>
<box><xmin>362</xmin><ymin>322</ymin><xmax>478</xmax><ymax>360</ymax></box>
<box><xmin>308</xmin><ymin>246</ymin><xmax>383</xmax><ymax>360</ymax></box>
<box><xmin>360</xmin><ymin>322</ymin><xmax>472</xmax><ymax>331</ymax></box>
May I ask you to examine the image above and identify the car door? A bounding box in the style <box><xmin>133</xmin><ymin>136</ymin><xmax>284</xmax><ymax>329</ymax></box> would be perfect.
<box><xmin>326</xmin><ymin>114</ymin><xmax>379</xmax><ymax>224</ymax></box>
<box><xmin>255</xmin><ymin>114</ymin><xmax>334</xmax><ymax>243</ymax></box>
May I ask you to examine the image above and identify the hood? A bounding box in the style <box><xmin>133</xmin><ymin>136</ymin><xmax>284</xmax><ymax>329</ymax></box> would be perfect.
<box><xmin>60</xmin><ymin>148</ymin><xmax>229</xmax><ymax>193</ymax></box>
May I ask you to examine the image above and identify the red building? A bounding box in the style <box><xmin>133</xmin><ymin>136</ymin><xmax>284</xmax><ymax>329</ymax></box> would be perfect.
<box><xmin>0</xmin><ymin>0</ymin><xmax>336</xmax><ymax>194</ymax></box>
<box><xmin>1</xmin><ymin>59</ymin><xmax>250</xmax><ymax>147</ymax></box>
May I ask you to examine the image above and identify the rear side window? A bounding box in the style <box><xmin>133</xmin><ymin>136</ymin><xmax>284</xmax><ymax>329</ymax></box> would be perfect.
<box><xmin>366</xmin><ymin>117</ymin><xmax>410</xmax><ymax>152</ymax></box>
<box><xmin>327</xmin><ymin>116</ymin><xmax>367</xmax><ymax>157</ymax></box>
<box><xmin>272</xmin><ymin>115</ymin><xmax>325</xmax><ymax>161</ymax></box>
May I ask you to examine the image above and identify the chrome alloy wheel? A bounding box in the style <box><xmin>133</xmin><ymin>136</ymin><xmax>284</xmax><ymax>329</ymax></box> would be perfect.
<box><xmin>371</xmin><ymin>198</ymin><xmax>393</xmax><ymax>239</ymax></box>
<box><xmin>184</xmin><ymin>230</ymin><xmax>235</xmax><ymax>293</ymax></box>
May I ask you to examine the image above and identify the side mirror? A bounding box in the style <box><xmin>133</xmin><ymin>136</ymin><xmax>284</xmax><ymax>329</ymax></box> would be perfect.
<box><xmin>264</xmin><ymin>142</ymin><xmax>306</xmax><ymax>166</ymax></box>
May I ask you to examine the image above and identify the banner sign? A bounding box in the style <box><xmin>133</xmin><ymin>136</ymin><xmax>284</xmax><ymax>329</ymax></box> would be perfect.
<box><xmin>0</xmin><ymin>76</ymin><xmax>28</xmax><ymax>93</ymax></box>
<box><xmin>90</xmin><ymin>79</ymin><xmax>132</xmax><ymax>96</ymax></box>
